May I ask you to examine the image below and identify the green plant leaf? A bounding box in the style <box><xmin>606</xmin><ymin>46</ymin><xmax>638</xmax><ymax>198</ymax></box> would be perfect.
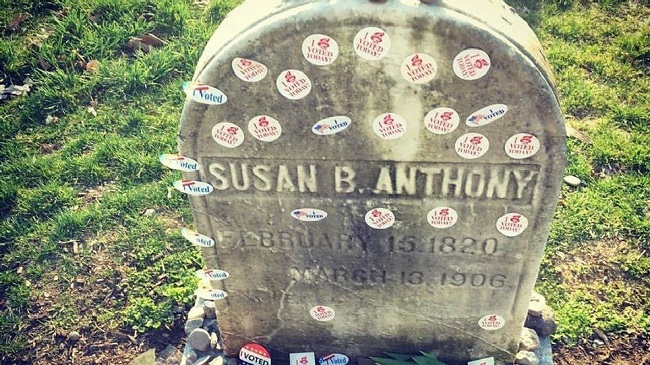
<box><xmin>370</xmin><ymin>357</ymin><xmax>412</xmax><ymax>365</ymax></box>
<box><xmin>385</xmin><ymin>353</ymin><xmax>414</xmax><ymax>361</ymax></box>
<box><xmin>416</xmin><ymin>352</ymin><xmax>448</xmax><ymax>365</ymax></box>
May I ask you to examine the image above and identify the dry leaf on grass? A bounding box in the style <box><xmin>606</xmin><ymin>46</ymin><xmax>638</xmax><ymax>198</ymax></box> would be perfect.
<box><xmin>5</xmin><ymin>13</ymin><xmax>30</xmax><ymax>33</ymax></box>
<box><xmin>85</xmin><ymin>59</ymin><xmax>100</xmax><ymax>73</ymax></box>
<box><xmin>127</xmin><ymin>33</ymin><xmax>164</xmax><ymax>53</ymax></box>
<box><xmin>87</xmin><ymin>106</ymin><xmax>97</xmax><ymax>117</ymax></box>
<box><xmin>566</xmin><ymin>124</ymin><xmax>593</xmax><ymax>144</ymax></box>
<box><xmin>140</xmin><ymin>33</ymin><xmax>164</xmax><ymax>47</ymax></box>
<box><xmin>38</xmin><ymin>55</ymin><xmax>52</xmax><ymax>71</ymax></box>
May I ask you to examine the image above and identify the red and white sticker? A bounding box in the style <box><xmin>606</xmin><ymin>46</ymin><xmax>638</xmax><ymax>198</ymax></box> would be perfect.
<box><xmin>309</xmin><ymin>305</ymin><xmax>336</xmax><ymax>322</ymax></box>
<box><xmin>212</xmin><ymin>122</ymin><xmax>244</xmax><ymax>148</ymax></box>
<box><xmin>496</xmin><ymin>213</ymin><xmax>529</xmax><ymax>237</ymax></box>
<box><xmin>478</xmin><ymin>314</ymin><xmax>505</xmax><ymax>331</ymax></box>
<box><xmin>231</xmin><ymin>58</ymin><xmax>268</xmax><ymax>82</ymax></box>
<box><xmin>426</xmin><ymin>207</ymin><xmax>458</xmax><ymax>229</ymax></box>
<box><xmin>467</xmin><ymin>357</ymin><xmax>494</xmax><ymax>365</ymax></box>
<box><xmin>248</xmin><ymin>115</ymin><xmax>282</xmax><ymax>142</ymax></box>
<box><xmin>319</xmin><ymin>354</ymin><xmax>349</xmax><ymax>365</ymax></box>
<box><xmin>182</xmin><ymin>82</ymin><xmax>227</xmax><ymax>105</ymax></box>
<box><xmin>466</xmin><ymin>104</ymin><xmax>508</xmax><ymax>127</ymax></box>
<box><xmin>455</xmin><ymin>133</ymin><xmax>489</xmax><ymax>159</ymax></box>
<box><xmin>312</xmin><ymin>116</ymin><xmax>351</xmax><ymax>136</ymax></box>
<box><xmin>291</xmin><ymin>353</ymin><xmax>316</xmax><ymax>365</ymax></box>
<box><xmin>194</xmin><ymin>289</ymin><xmax>228</xmax><ymax>300</ymax></box>
<box><xmin>159</xmin><ymin>154</ymin><xmax>200</xmax><ymax>172</ymax></box>
<box><xmin>353</xmin><ymin>27</ymin><xmax>391</xmax><ymax>61</ymax></box>
<box><xmin>276</xmin><ymin>69</ymin><xmax>312</xmax><ymax>100</ymax></box>
<box><xmin>505</xmin><ymin>133</ymin><xmax>541</xmax><ymax>159</ymax></box>
<box><xmin>302</xmin><ymin>34</ymin><xmax>339</xmax><ymax>66</ymax></box>
<box><xmin>424</xmin><ymin>107</ymin><xmax>460</xmax><ymax>135</ymax></box>
<box><xmin>373</xmin><ymin>113</ymin><xmax>406</xmax><ymax>140</ymax></box>
<box><xmin>400</xmin><ymin>53</ymin><xmax>437</xmax><ymax>84</ymax></box>
<box><xmin>453</xmin><ymin>48</ymin><xmax>491</xmax><ymax>80</ymax></box>
<box><xmin>240</xmin><ymin>343</ymin><xmax>271</xmax><ymax>365</ymax></box>
<box><xmin>195</xmin><ymin>269</ymin><xmax>230</xmax><ymax>281</ymax></box>
<box><xmin>173</xmin><ymin>179</ymin><xmax>214</xmax><ymax>196</ymax></box>
<box><xmin>291</xmin><ymin>208</ymin><xmax>328</xmax><ymax>222</ymax></box>
<box><xmin>365</xmin><ymin>208</ymin><xmax>395</xmax><ymax>229</ymax></box>
<box><xmin>181</xmin><ymin>228</ymin><xmax>215</xmax><ymax>247</ymax></box>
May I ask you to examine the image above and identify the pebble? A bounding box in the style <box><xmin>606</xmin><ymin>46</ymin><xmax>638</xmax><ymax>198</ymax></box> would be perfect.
<box><xmin>184</xmin><ymin>349</ymin><xmax>198</xmax><ymax>364</ymax></box>
<box><xmin>188</xmin><ymin>306</ymin><xmax>205</xmax><ymax>321</ymax></box>
<box><xmin>195</xmin><ymin>356</ymin><xmax>213</xmax><ymax>365</ymax></box>
<box><xmin>525</xmin><ymin>306</ymin><xmax>558</xmax><ymax>337</ymax></box>
<box><xmin>188</xmin><ymin>328</ymin><xmax>211</xmax><ymax>352</ymax></box>
<box><xmin>210</xmin><ymin>356</ymin><xmax>225</xmax><ymax>365</ymax></box>
<box><xmin>594</xmin><ymin>328</ymin><xmax>610</xmax><ymax>345</ymax></box>
<box><xmin>203</xmin><ymin>301</ymin><xmax>217</xmax><ymax>319</ymax></box>
<box><xmin>563</xmin><ymin>175</ymin><xmax>581</xmax><ymax>187</ymax></box>
<box><xmin>515</xmin><ymin>351</ymin><xmax>540</xmax><ymax>365</ymax></box>
<box><xmin>530</xmin><ymin>292</ymin><xmax>546</xmax><ymax>305</ymax></box>
<box><xmin>184</xmin><ymin>318</ymin><xmax>204</xmax><ymax>335</ymax></box>
<box><xmin>527</xmin><ymin>300</ymin><xmax>545</xmax><ymax>317</ymax></box>
<box><xmin>210</xmin><ymin>332</ymin><xmax>220</xmax><ymax>350</ymax></box>
<box><xmin>520</xmin><ymin>328</ymin><xmax>541</xmax><ymax>351</ymax></box>
<box><xmin>67</xmin><ymin>331</ymin><xmax>80</xmax><ymax>343</ymax></box>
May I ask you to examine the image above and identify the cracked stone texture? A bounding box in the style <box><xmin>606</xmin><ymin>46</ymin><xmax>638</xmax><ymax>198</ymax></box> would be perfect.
<box><xmin>179</xmin><ymin>1</ymin><xmax>565</xmax><ymax>364</ymax></box>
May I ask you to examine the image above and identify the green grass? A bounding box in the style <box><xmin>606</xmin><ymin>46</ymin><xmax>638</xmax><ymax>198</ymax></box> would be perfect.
<box><xmin>0</xmin><ymin>0</ymin><xmax>649</xmax><ymax>361</ymax></box>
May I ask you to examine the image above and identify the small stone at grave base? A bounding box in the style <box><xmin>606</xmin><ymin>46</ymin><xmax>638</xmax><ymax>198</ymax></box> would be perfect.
<box><xmin>67</xmin><ymin>331</ymin><xmax>80</xmax><ymax>343</ymax></box>
<box><xmin>188</xmin><ymin>328</ymin><xmax>212</xmax><ymax>352</ymax></box>
<box><xmin>520</xmin><ymin>327</ymin><xmax>541</xmax><ymax>351</ymax></box>
<box><xmin>209</xmin><ymin>355</ymin><xmax>225</xmax><ymax>365</ymax></box>
<box><xmin>128</xmin><ymin>348</ymin><xmax>156</xmax><ymax>365</ymax></box>
<box><xmin>563</xmin><ymin>175</ymin><xmax>581</xmax><ymax>187</ymax></box>
<box><xmin>210</xmin><ymin>332</ymin><xmax>220</xmax><ymax>349</ymax></box>
<box><xmin>184</xmin><ymin>349</ymin><xmax>198</xmax><ymax>364</ymax></box>
<box><xmin>203</xmin><ymin>301</ymin><xmax>217</xmax><ymax>319</ymax></box>
<box><xmin>204</xmin><ymin>318</ymin><xmax>218</xmax><ymax>332</ymax></box>
<box><xmin>188</xmin><ymin>306</ymin><xmax>205</xmax><ymax>320</ymax></box>
<box><xmin>515</xmin><ymin>351</ymin><xmax>540</xmax><ymax>365</ymax></box>
<box><xmin>185</xmin><ymin>318</ymin><xmax>204</xmax><ymax>335</ymax></box>
<box><xmin>530</xmin><ymin>292</ymin><xmax>546</xmax><ymax>304</ymax></box>
<box><xmin>525</xmin><ymin>306</ymin><xmax>558</xmax><ymax>337</ymax></box>
<box><xmin>194</xmin><ymin>355</ymin><xmax>213</xmax><ymax>365</ymax></box>
<box><xmin>528</xmin><ymin>300</ymin><xmax>545</xmax><ymax>317</ymax></box>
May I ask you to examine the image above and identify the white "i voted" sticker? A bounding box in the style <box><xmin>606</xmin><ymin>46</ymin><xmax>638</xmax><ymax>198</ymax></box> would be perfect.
<box><xmin>173</xmin><ymin>179</ymin><xmax>213</xmax><ymax>196</ymax></box>
<box><xmin>240</xmin><ymin>344</ymin><xmax>272</xmax><ymax>365</ymax></box>
<box><xmin>159</xmin><ymin>154</ymin><xmax>200</xmax><ymax>172</ymax></box>
<box><xmin>195</xmin><ymin>269</ymin><xmax>230</xmax><ymax>281</ymax></box>
<box><xmin>231</xmin><ymin>58</ymin><xmax>268</xmax><ymax>82</ymax></box>
<box><xmin>181</xmin><ymin>228</ymin><xmax>215</xmax><ymax>247</ymax></box>
<box><xmin>372</xmin><ymin>113</ymin><xmax>406</xmax><ymax>140</ymax></box>
<box><xmin>466</xmin><ymin>104</ymin><xmax>508</xmax><ymax>127</ymax></box>
<box><xmin>353</xmin><ymin>27</ymin><xmax>391</xmax><ymax>61</ymax></box>
<box><xmin>276</xmin><ymin>69</ymin><xmax>312</xmax><ymax>100</ymax></box>
<box><xmin>182</xmin><ymin>82</ymin><xmax>227</xmax><ymax>105</ymax></box>
<box><xmin>424</xmin><ymin>107</ymin><xmax>460</xmax><ymax>135</ymax></box>
<box><xmin>453</xmin><ymin>48</ymin><xmax>491</xmax><ymax>80</ymax></box>
<box><xmin>302</xmin><ymin>34</ymin><xmax>339</xmax><ymax>66</ymax></box>
<box><xmin>309</xmin><ymin>305</ymin><xmax>336</xmax><ymax>321</ymax></box>
<box><xmin>478</xmin><ymin>314</ymin><xmax>505</xmax><ymax>330</ymax></box>
<box><xmin>312</xmin><ymin>116</ymin><xmax>351</xmax><ymax>136</ymax></box>
<box><xmin>455</xmin><ymin>133</ymin><xmax>489</xmax><ymax>159</ymax></box>
<box><xmin>496</xmin><ymin>213</ymin><xmax>529</xmax><ymax>237</ymax></box>
<box><xmin>505</xmin><ymin>133</ymin><xmax>541</xmax><ymax>159</ymax></box>
<box><xmin>467</xmin><ymin>357</ymin><xmax>495</xmax><ymax>365</ymax></box>
<box><xmin>195</xmin><ymin>289</ymin><xmax>228</xmax><ymax>300</ymax></box>
<box><xmin>427</xmin><ymin>207</ymin><xmax>458</xmax><ymax>229</ymax></box>
<box><xmin>401</xmin><ymin>53</ymin><xmax>437</xmax><ymax>84</ymax></box>
<box><xmin>291</xmin><ymin>208</ymin><xmax>327</xmax><ymax>222</ymax></box>
<box><xmin>248</xmin><ymin>115</ymin><xmax>282</xmax><ymax>142</ymax></box>
<box><xmin>212</xmin><ymin>122</ymin><xmax>244</xmax><ymax>148</ymax></box>
<box><xmin>365</xmin><ymin>208</ymin><xmax>395</xmax><ymax>229</ymax></box>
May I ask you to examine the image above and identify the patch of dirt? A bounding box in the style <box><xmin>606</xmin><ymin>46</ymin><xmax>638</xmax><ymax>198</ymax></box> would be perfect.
<box><xmin>554</xmin><ymin>335</ymin><xmax>650</xmax><ymax>365</ymax></box>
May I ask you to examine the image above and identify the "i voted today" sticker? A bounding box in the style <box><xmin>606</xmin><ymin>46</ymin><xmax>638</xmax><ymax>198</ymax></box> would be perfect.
<box><xmin>400</xmin><ymin>53</ymin><xmax>437</xmax><ymax>84</ymax></box>
<box><xmin>248</xmin><ymin>115</ymin><xmax>282</xmax><ymax>142</ymax></box>
<box><xmin>365</xmin><ymin>208</ymin><xmax>395</xmax><ymax>229</ymax></box>
<box><xmin>353</xmin><ymin>27</ymin><xmax>390</xmax><ymax>61</ymax></box>
<box><xmin>453</xmin><ymin>48</ymin><xmax>491</xmax><ymax>80</ymax></box>
<box><xmin>505</xmin><ymin>133</ymin><xmax>541</xmax><ymax>159</ymax></box>
<box><xmin>212</xmin><ymin>122</ymin><xmax>245</xmax><ymax>148</ymax></box>
<box><xmin>372</xmin><ymin>113</ymin><xmax>406</xmax><ymax>140</ymax></box>
<box><xmin>478</xmin><ymin>314</ymin><xmax>505</xmax><ymax>330</ymax></box>
<box><xmin>276</xmin><ymin>69</ymin><xmax>312</xmax><ymax>100</ymax></box>
<box><xmin>496</xmin><ymin>213</ymin><xmax>529</xmax><ymax>237</ymax></box>
<box><xmin>302</xmin><ymin>34</ymin><xmax>339</xmax><ymax>66</ymax></box>
<box><xmin>427</xmin><ymin>207</ymin><xmax>458</xmax><ymax>229</ymax></box>
<box><xmin>309</xmin><ymin>305</ymin><xmax>336</xmax><ymax>321</ymax></box>
<box><xmin>232</xmin><ymin>58</ymin><xmax>268</xmax><ymax>82</ymax></box>
<box><xmin>455</xmin><ymin>133</ymin><xmax>489</xmax><ymax>159</ymax></box>
<box><xmin>424</xmin><ymin>107</ymin><xmax>459</xmax><ymax>135</ymax></box>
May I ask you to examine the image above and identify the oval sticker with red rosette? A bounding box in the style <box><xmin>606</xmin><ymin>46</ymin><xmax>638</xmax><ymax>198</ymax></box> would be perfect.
<box><xmin>424</xmin><ymin>107</ymin><xmax>460</xmax><ymax>135</ymax></box>
<box><xmin>353</xmin><ymin>27</ymin><xmax>391</xmax><ymax>61</ymax></box>
<box><xmin>365</xmin><ymin>208</ymin><xmax>395</xmax><ymax>229</ymax></box>
<box><xmin>212</xmin><ymin>122</ymin><xmax>244</xmax><ymax>148</ymax></box>
<box><xmin>496</xmin><ymin>213</ymin><xmax>529</xmax><ymax>237</ymax></box>
<box><xmin>194</xmin><ymin>289</ymin><xmax>228</xmax><ymax>300</ymax></box>
<box><xmin>181</xmin><ymin>228</ymin><xmax>215</xmax><ymax>247</ymax></box>
<box><xmin>248</xmin><ymin>115</ymin><xmax>282</xmax><ymax>142</ymax></box>
<box><xmin>401</xmin><ymin>53</ymin><xmax>437</xmax><ymax>84</ymax></box>
<box><xmin>427</xmin><ymin>207</ymin><xmax>458</xmax><ymax>229</ymax></box>
<box><xmin>373</xmin><ymin>113</ymin><xmax>406</xmax><ymax>140</ymax></box>
<box><xmin>309</xmin><ymin>305</ymin><xmax>336</xmax><ymax>322</ymax></box>
<box><xmin>302</xmin><ymin>34</ymin><xmax>339</xmax><ymax>66</ymax></box>
<box><xmin>453</xmin><ymin>48</ymin><xmax>491</xmax><ymax>80</ymax></box>
<box><xmin>231</xmin><ymin>58</ymin><xmax>268</xmax><ymax>82</ymax></box>
<box><xmin>478</xmin><ymin>314</ymin><xmax>505</xmax><ymax>330</ymax></box>
<box><xmin>505</xmin><ymin>133</ymin><xmax>541</xmax><ymax>159</ymax></box>
<box><xmin>240</xmin><ymin>343</ymin><xmax>272</xmax><ymax>365</ymax></box>
<box><xmin>455</xmin><ymin>133</ymin><xmax>489</xmax><ymax>159</ymax></box>
<box><xmin>276</xmin><ymin>69</ymin><xmax>312</xmax><ymax>100</ymax></box>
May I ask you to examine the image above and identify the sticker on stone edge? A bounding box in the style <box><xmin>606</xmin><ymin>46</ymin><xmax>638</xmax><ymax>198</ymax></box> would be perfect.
<box><xmin>353</xmin><ymin>27</ymin><xmax>391</xmax><ymax>61</ymax></box>
<box><xmin>453</xmin><ymin>48</ymin><xmax>491</xmax><ymax>80</ymax></box>
<box><xmin>312</xmin><ymin>116</ymin><xmax>352</xmax><ymax>136</ymax></box>
<box><xmin>427</xmin><ymin>207</ymin><xmax>458</xmax><ymax>229</ymax></box>
<box><xmin>173</xmin><ymin>179</ymin><xmax>214</xmax><ymax>196</ymax></box>
<box><xmin>467</xmin><ymin>357</ymin><xmax>495</xmax><ymax>365</ymax></box>
<box><xmin>232</xmin><ymin>58</ymin><xmax>268</xmax><ymax>82</ymax></box>
<box><xmin>401</xmin><ymin>53</ymin><xmax>437</xmax><ymax>84</ymax></box>
<box><xmin>291</xmin><ymin>352</ymin><xmax>316</xmax><ymax>365</ymax></box>
<box><xmin>309</xmin><ymin>305</ymin><xmax>336</xmax><ymax>322</ymax></box>
<box><xmin>478</xmin><ymin>314</ymin><xmax>505</xmax><ymax>331</ymax></box>
<box><xmin>455</xmin><ymin>133</ymin><xmax>489</xmax><ymax>159</ymax></box>
<box><xmin>195</xmin><ymin>269</ymin><xmax>230</xmax><ymax>281</ymax></box>
<box><xmin>240</xmin><ymin>343</ymin><xmax>272</xmax><ymax>365</ymax></box>
<box><xmin>181</xmin><ymin>228</ymin><xmax>215</xmax><ymax>247</ymax></box>
<box><xmin>159</xmin><ymin>154</ymin><xmax>200</xmax><ymax>172</ymax></box>
<box><xmin>248</xmin><ymin>115</ymin><xmax>282</xmax><ymax>142</ymax></box>
<box><xmin>496</xmin><ymin>213</ymin><xmax>529</xmax><ymax>237</ymax></box>
<box><xmin>373</xmin><ymin>113</ymin><xmax>406</xmax><ymax>140</ymax></box>
<box><xmin>182</xmin><ymin>82</ymin><xmax>227</xmax><ymax>105</ymax></box>
<box><xmin>319</xmin><ymin>354</ymin><xmax>349</xmax><ymax>365</ymax></box>
<box><xmin>365</xmin><ymin>208</ymin><xmax>395</xmax><ymax>229</ymax></box>
<box><xmin>194</xmin><ymin>289</ymin><xmax>228</xmax><ymax>300</ymax></box>
<box><xmin>505</xmin><ymin>133</ymin><xmax>541</xmax><ymax>159</ymax></box>
<box><xmin>212</xmin><ymin>122</ymin><xmax>245</xmax><ymax>148</ymax></box>
<box><xmin>466</xmin><ymin>104</ymin><xmax>508</xmax><ymax>127</ymax></box>
<box><xmin>291</xmin><ymin>208</ymin><xmax>327</xmax><ymax>222</ymax></box>
<box><xmin>302</xmin><ymin>34</ymin><xmax>339</xmax><ymax>66</ymax></box>
<box><xmin>424</xmin><ymin>107</ymin><xmax>460</xmax><ymax>135</ymax></box>
<box><xmin>276</xmin><ymin>69</ymin><xmax>312</xmax><ymax>100</ymax></box>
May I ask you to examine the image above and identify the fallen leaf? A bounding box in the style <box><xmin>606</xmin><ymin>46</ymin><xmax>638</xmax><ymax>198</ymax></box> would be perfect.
<box><xmin>140</xmin><ymin>33</ymin><xmax>164</xmax><ymax>47</ymax></box>
<box><xmin>5</xmin><ymin>13</ymin><xmax>30</xmax><ymax>33</ymax></box>
<box><xmin>85</xmin><ymin>59</ymin><xmax>99</xmax><ymax>73</ymax></box>
<box><xmin>38</xmin><ymin>55</ymin><xmax>52</xmax><ymax>71</ymax></box>
<box><xmin>87</xmin><ymin>105</ymin><xmax>97</xmax><ymax>117</ymax></box>
<box><xmin>127</xmin><ymin>38</ymin><xmax>151</xmax><ymax>53</ymax></box>
<box><xmin>45</xmin><ymin>115</ymin><xmax>59</xmax><ymax>124</ymax></box>
<box><xmin>87</xmin><ymin>12</ymin><xmax>101</xmax><ymax>23</ymax></box>
<box><xmin>40</xmin><ymin>143</ymin><xmax>57</xmax><ymax>154</ymax></box>
<box><xmin>565</xmin><ymin>124</ymin><xmax>593</xmax><ymax>144</ymax></box>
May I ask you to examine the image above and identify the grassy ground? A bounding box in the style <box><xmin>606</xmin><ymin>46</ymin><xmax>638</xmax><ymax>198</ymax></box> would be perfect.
<box><xmin>0</xmin><ymin>0</ymin><xmax>648</xmax><ymax>363</ymax></box>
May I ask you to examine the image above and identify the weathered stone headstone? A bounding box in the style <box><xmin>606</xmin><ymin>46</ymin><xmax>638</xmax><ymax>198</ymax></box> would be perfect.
<box><xmin>177</xmin><ymin>1</ymin><xmax>566</xmax><ymax>364</ymax></box>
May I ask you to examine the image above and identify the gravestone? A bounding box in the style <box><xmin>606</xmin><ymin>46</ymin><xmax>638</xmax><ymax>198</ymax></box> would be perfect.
<box><xmin>177</xmin><ymin>1</ymin><xmax>566</xmax><ymax>364</ymax></box>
